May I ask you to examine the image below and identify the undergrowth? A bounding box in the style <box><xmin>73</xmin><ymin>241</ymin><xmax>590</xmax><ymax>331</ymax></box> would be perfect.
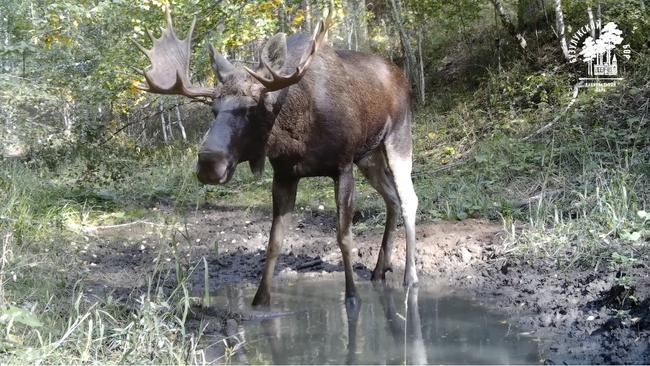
<box><xmin>417</xmin><ymin>52</ymin><xmax>650</xmax><ymax>269</ymax></box>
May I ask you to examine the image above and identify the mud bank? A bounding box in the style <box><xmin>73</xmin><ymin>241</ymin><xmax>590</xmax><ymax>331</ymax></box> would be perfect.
<box><xmin>81</xmin><ymin>206</ymin><xmax>649</xmax><ymax>364</ymax></box>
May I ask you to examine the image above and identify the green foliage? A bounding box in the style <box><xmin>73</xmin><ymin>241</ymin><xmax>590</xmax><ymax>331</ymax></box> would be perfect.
<box><xmin>564</xmin><ymin>0</ymin><xmax>650</xmax><ymax>51</ymax></box>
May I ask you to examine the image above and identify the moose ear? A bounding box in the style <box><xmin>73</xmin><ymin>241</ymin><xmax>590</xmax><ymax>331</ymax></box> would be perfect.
<box><xmin>261</xmin><ymin>33</ymin><xmax>287</xmax><ymax>71</ymax></box>
<box><xmin>208</xmin><ymin>44</ymin><xmax>235</xmax><ymax>83</ymax></box>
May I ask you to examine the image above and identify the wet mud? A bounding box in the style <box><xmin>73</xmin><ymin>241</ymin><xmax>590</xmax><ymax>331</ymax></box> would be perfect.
<box><xmin>78</xmin><ymin>205</ymin><xmax>649</xmax><ymax>364</ymax></box>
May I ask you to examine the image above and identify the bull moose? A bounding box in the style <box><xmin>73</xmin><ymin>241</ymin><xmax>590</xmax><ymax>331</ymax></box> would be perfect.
<box><xmin>133</xmin><ymin>7</ymin><xmax>419</xmax><ymax>306</ymax></box>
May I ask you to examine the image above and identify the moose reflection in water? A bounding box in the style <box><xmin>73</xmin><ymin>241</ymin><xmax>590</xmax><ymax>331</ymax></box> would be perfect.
<box><xmin>197</xmin><ymin>278</ymin><xmax>539</xmax><ymax>364</ymax></box>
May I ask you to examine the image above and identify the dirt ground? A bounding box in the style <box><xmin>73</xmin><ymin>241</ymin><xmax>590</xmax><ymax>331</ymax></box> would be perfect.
<box><xmin>77</xmin><ymin>205</ymin><xmax>650</xmax><ymax>364</ymax></box>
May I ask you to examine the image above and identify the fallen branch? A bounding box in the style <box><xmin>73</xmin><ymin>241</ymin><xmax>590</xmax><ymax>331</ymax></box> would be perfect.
<box><xmin>514</xmin><ymin>189</ymin><xmax>564</xmax><ymax>209</ymax></box>
<box><xmin>295</xmin><ymin>258</ymin><xmax>323</xmax><ymax>270</ymax></box>
<box><xmin>523</xmin><ymin>81</ymin><xmax>582</xmax><ymax>141</ymax></box>
<box><xmin>67</xmin><ymin>220</ymin><xmax>174</xmax><ymax>234</ymax></box>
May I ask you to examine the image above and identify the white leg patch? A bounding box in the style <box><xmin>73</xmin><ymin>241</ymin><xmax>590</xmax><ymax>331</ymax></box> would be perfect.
<box><xmin>384</xmin><ymin>141</ymin><xmax>418</xmax><ymax>225</ymax></box>
<box><xmin>384</xmin><ymin>118</ymin><xmax>419</xmax><ymax>286</ymax></box>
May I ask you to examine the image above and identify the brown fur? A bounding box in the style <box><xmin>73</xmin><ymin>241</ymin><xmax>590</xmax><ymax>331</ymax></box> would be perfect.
<box><xmin>262</xmin><ymin>35</ymin><xmax>410</xmax><ymax>178</ymax></box>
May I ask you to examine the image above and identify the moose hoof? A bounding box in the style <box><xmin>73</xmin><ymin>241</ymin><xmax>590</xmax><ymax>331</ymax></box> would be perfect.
<box><xmin>252</xmin><ymin>290</ymin><xmax>271</xmax><ymax>307</ymax></box>
<box><xmin>371</xmin><ymin>266</ymin><xmax>393</xmax><ymax>282</ymax></box>
<box><xmin>370</xmin><ymin>270</ymin><xmax>385</xmax><ymax>282</ymax></box>
<box><xmin>345</xmin><ymin>295</ymin><xmax>360</xmax><ymax>313</ymax></box>
<box><xmin>403</xmin><ymin>270</ymin><xmax>419</xmax><ymax>288</ymax></box>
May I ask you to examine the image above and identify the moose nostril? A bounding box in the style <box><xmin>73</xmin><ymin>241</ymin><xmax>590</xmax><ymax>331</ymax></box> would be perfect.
<box><xmin>198</xmin><ymin>150</ymin><xmax>227</xmax><ymax>166</ymax></box>
<box><xmin>198</xmin><ymin>151</ymin><xmax>219</xmax><ymax>163</ymax></box>
<box><xmin>197</xmin><ymin>150</ymin><xmax>232</xmax><ymax>183</ymax></box>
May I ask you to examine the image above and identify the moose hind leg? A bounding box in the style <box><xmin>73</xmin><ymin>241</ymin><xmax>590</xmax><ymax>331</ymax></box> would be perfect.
<box><xmin>357</xmin><ymin>150</ymin><xmax>400</xmax><ymax>281</ymax></box>
<box><xmin>252</xmin><ymin>176</ymin><xmax>298</xmax><ymax>306</ymax></box>
<box><xmin>335</xmin><ymin>164</ymin><xmax>358</xmax><ymax>304</ymax></box>
<box><xmin>385</xmin><ymin>127</ymin><xmax>419</xmax><ymax>287</ymax></box>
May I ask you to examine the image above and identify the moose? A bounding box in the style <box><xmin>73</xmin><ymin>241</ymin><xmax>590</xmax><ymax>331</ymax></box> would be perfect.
<box><xmin>133</xmin><ymin>7</ymin><xmax>419</xmax><ymax>307</ymax></box>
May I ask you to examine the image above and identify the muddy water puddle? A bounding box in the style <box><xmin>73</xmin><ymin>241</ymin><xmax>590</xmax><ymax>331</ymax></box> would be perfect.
<box><xmin>199</xmin><ymin>275</ymin><xmax>541</xmax><ymax>364</ymax></box>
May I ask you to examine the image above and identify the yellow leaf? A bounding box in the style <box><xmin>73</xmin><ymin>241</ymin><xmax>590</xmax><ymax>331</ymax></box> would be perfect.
<box><xmin>128</xmin><ymin>83</ymin><xmax>140</xmax><ymax>96</ymax></box>
<box><xmin>292</xmin><ymin>14</ymin><xmax>304</xmax><ymax>26</ymax></box>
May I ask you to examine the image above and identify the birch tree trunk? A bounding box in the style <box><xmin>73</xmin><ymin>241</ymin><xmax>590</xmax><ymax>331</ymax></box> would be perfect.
<box><xmin>387</xmin><ymin>0</ymin><xmax>423</xmax><ymax>104</ymax></box>
<box><xmin>490</xmin><ymin>0</ymin><xmax>528</xmax><ymax>50</ymax></box>
<box><xmin>140</xmin><ymin>113</ymin><xmax>147</xmax><ymax>143</ymax></box>
<box><xmin>175</xmin><ymin>99</ymin><xmax>187</xmax><ymax>142</ymax></box>
<box><xmin>302</xmin><ymin>0</ymin><xmax>313</xmax><ymax>34</ymax></box>
<box><xmin>345</xmin><ymin>0</ymin><xmax>367</xmax><ymax>50</ymax></box>
<box><xmin>357</xmin><ymin>0</ymin><xmax>367</xmax><ymax>49</ymax></box>
<box><xmin>167</xmin><ymin>110</ymin><xmax>174</xmax><ymax>140</ymax></box>
<box><xmin>553</xmin><ymin>0</ymin><xmax>571</xmax><ymax>60</ymax></box>
<box><xmin>159</xmin><ymin>102</ymin><xmax>168</xmax><ymax>143</ymax></box>
<box><xmin>417</xmin><ymin>30</ymin><xmax>425</xmax><ymax>103</ymax></box>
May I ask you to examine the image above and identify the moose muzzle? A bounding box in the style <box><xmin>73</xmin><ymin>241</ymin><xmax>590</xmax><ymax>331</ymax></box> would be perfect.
<box><xmin>196</xmin><ymin>150</ymin><xmax>235</xmax><ymax>185</ymax></box>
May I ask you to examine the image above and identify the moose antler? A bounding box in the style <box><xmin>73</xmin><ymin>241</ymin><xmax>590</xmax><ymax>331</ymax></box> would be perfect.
<box><xmin>132</xmin><ymin>7</ymin><xmax>216</xmax><ymax>100</ymax></box>
<box><xmin>244</xmin><ymin>6</ymin><xmax>333</xmax><ymax>92</ymax></box>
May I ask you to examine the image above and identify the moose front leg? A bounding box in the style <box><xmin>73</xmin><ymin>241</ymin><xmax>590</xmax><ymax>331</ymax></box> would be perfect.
<box><xmin>252</xmin><ymin>176</ymin><xmax>298</xmax><ymax>306</ymax></box>
<box><xmin>335</xmin><ymin>164</ymin><xmax>358</xmax><ymax>306</ymax></box>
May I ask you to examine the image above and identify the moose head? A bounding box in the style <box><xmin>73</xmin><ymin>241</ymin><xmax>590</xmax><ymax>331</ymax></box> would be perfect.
<box><xmin>132</xmin><ymin>7</ymin><xmax>331</xmax><ymax>184</ymax></box>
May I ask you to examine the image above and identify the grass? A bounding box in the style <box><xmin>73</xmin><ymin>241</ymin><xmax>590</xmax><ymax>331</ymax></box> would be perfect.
<box><xmin>0</xmin><ymin>158</ymin><xmax>218</xmax><ymax>363</ymax></box>
<box><xmin>0</xmin><ymin>202</ymin><xmax>220</xmax><ymax>363</ymax></box>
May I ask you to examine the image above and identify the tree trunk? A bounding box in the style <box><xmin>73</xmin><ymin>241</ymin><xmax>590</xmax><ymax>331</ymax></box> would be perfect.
<box><xmin>63</xmin><ymin>101</ymin><xmax>73</xmax><ymax>138</ymax></box>
<box><xmin>159</xmin><ymin>102</ymin><xmax>168</xmax><ymax>143</ymax></box>
<box><xmin>167</xmin><ymin>110</ymin><xmax>174</xmax><ymax>140</ymax></box>
<box><xmin>302</xmin><ymin>0</ymin><xmax>313</xmax><ymax>34</ymax></box>
<box><xmin>490</xmin><ymin>0</ymin><xmax>527</xmax><ymax>50</ymax></box>
<box><xmin>387</xmin><ymin>0</ymin><xmax>423</xmax><ymax>104</ymax></box>
<box><xmin>140</xmin><ymin>112</ymin><xmax>147</xmax><ymax>143</ymax></box>
<box><xmin>417</xmin><ymin>30</ymin><xmax>425</xmax><ymax>103</ymax></box>
<box><xmin>22</xmin><ymin>49</ymin><xmax>26</xmax><ymax>78</ymax></box>
<box><xmin>175</xmin><ymin>99</ymin><xmax>187</xmax><ymax>141</ymax></box>
<box><xmin>279</xmin><ymin>1</ymin><xmax>286</xmax><ymax>33</ymax></box>
<box><xmin>383</xmin><ymin>20</ymin><xmax>393</xmax><ymax>62</ymax></box>
<box><xmin>518</xmin><ymin>0</ymin><xmax>541</xmax><ymax>31</ymax></box>
<box><xmin>344</xmin><ymin>0</ymin><xmax>353</xmax><ymax>49</ymax></box>
<box><xmin>345</xmin><ymin>0</ymin><xmax>367</xmax><ymax>50</ymax></box>
<box><xmin>553</xmin><ymin>0</ymin><xmax>571</xmax><ymax>61</ymax></box>
<box><xmin>495</xmin><ymin>5</ymin><xmax>503</xmax><ymax>72</ymax></box>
